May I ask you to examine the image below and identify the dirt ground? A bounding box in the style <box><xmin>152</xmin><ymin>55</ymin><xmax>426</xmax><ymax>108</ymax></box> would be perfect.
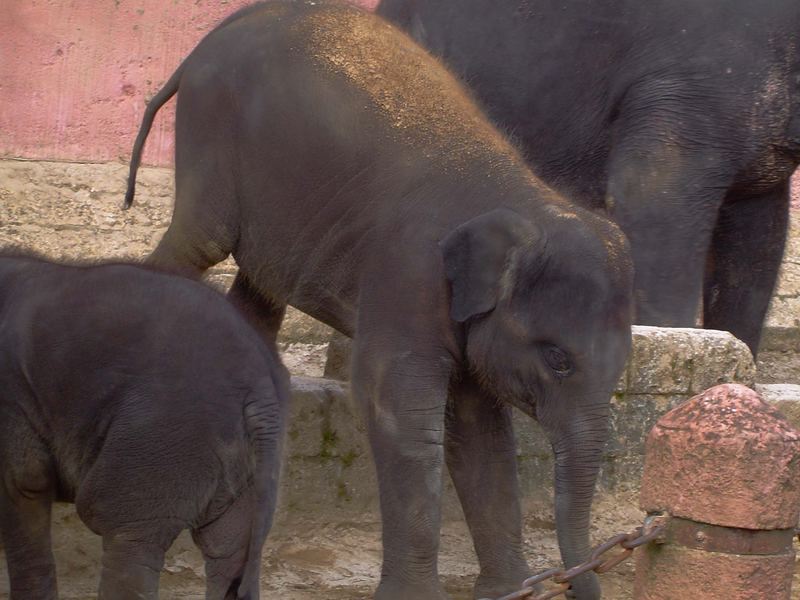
<box><xmin>0</xmin><ymin>494</ymin><xmax>643</xmax><ymax>600</ymax></box>
<box><xmin>3</xmin><ymin>491</ymin><xmax>800</xmax><ymax>599</ymax></box>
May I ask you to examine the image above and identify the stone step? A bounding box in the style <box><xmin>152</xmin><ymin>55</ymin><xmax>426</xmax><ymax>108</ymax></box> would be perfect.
<box><xmin>277</xmin><ymin>326</ymin><xmax>758</xmax><ymax>522</ymax></box>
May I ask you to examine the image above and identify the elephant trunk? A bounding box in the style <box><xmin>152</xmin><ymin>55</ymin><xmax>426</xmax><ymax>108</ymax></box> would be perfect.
<box><xmin>550</xmin><ymin>410</ymin><xmax>608</xmax><ymax>599</ymax></box>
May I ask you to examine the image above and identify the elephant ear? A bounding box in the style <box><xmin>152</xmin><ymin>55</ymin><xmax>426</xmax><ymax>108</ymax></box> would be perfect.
<box><xmin>440</xmin><ymin>208</ymin><xmax>540</xmax><ymax>323</ymax></box>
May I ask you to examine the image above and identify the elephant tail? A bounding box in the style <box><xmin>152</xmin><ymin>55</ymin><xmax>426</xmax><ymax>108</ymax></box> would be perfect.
<box><xmin>238</xmin><ymin>373</ymin><xmax>289</xmax><ymax>599</ymax></box>
<box><xmin>123</xmin><ymin>65</ymin><xmax>183</xmax><ymax>209</ymax></box>
<box><xmin>123</xmin><ymin>3</ymin><xmax>274</xmax><ymax>210</ymax></box>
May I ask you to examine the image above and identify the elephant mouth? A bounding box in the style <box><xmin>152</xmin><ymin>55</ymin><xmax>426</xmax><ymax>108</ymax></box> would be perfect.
<box><xmin>503</xmin><ymin>394</ymin><xmax>538</xmax><ymax>420</ymax></box>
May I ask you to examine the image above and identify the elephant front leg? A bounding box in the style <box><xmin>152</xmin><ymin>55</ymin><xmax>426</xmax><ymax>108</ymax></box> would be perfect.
<box><xmin>704</xmin><ymin>181</ymin><xmax>790</xmax><ymax>355</ymax></box>
<box><xmin>352</xmin><ymin>348</ymin><xmax>453</xmax><ymax>600</ymax></box>
<box><xmin>445</xmin><ymin>378</ymin><xmax>531</xmax><ymax>599</ymax></box>
<box><xmin>605</xmin><ymin>121</ymin><xmax>734</xmax><ymax>328</ymax></box>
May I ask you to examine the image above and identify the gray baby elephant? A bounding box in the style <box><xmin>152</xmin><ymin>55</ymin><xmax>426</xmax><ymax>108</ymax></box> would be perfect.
<box><xmin>0</xmin><ymin>252</ymin><xmax>288</xmax><ymax>600</ymax></box>
<box><xmin>124</xmin><ymin>3</ymin><xmax>633</xmax><ymax>599</ymax></box>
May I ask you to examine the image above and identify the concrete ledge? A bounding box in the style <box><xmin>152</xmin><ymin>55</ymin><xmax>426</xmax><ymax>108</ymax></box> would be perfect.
<box><xmin>278</xmin><ymin>326</ymin><xmax>757</xmax><ymax>521</ymax></box>
<box><xmin>755</xmin><ymin>384</ymin><xmax>800</xmax><ymax>432</ymax></box>
<box><xmin>760</xmin><ymin>326</ymin><xmax>800</xmax><ymax>353</ymax></box>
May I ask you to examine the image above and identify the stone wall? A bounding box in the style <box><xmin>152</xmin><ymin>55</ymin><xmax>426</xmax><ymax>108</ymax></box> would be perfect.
<box><xmin>279</xmin><ymin>327</ymin><xmax>756</xmax><ymax>521</ymax></box>
<box><xmin>1</xmin><ymin>159</ymin><xmax>798</xmax><ymax>351</ymax></box>
<box><xmin>0</xmin><ymin>157</ymin><xmax>768</xmax><ymax>516</ymax></box>
<box><xmin>0</xmin><ymin>159</ymin><xmax>332</xmax><ymax>342</ymax></box>
<box><xmin>764</xmin><ymin>177</ymin><xmax>800</xmax><ymax>337</ymax></box>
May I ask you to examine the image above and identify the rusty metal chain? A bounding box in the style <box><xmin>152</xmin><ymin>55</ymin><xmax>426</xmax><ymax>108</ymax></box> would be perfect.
<box><xmin>481</xmin><ymin>515</ymin><xmax>667</xmax><ymax>600</ymax></box>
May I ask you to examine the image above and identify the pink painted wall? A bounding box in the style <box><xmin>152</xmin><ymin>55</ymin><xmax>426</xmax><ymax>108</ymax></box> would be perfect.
<box><xmin>0</xmin><ymin>0</ymin><xmax>797</xmax><ymax>205</ymax></box>
<box><xmin>0</xmin><ymin>0</ymin><xmax>376</xmax><ymax>167</ymax></box>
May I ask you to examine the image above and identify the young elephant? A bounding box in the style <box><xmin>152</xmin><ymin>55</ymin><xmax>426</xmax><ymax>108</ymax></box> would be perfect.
<box><xmin>125</xmin><ymin>3</ymin><xmax>633</xmax><ymax>599</ymax></box>
<box><xmin>0</xmin><ymin>252</ymin><xmax>288</xmax><ymax>600</ymax></box>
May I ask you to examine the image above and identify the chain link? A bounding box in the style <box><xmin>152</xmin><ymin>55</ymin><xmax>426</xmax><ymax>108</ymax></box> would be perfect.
<box><xmin>481</xmin><ymin>515</ymin><xmax>667</xmax><ymax>600</ymax></box>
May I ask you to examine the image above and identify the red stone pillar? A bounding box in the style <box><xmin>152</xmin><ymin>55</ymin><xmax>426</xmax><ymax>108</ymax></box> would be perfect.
<box><xmin>634</xmin><ymin>383</ymin><xmax>800</xmax><ymax>599</ymax></box>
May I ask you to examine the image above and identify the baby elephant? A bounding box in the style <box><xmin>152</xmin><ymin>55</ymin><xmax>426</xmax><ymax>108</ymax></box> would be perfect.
<box><xmin>0</xmin><ymin>252</ymin><xmax>288</xmax><ymax>600</ymax></box>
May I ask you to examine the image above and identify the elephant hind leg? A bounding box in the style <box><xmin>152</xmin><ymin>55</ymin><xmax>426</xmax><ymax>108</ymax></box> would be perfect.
<box><xmin>148</xmin><ymin>221</ymin><xmax>233</xmax><ymax>280</ymax></box>
<box><xmin>77</xmin><ymin>452</ymin><xmax>185</xmax><ymax>599</ymax></box>
<box><xmin>704</xmin><ymin>180</ymin><xmax>790</xmax><ymax>356</ymax></box>
<box><xmin>97</xmin><ymin>526</ymin><xmax>182</xmax><ymax>600</ymax></box>
<box><xmin>227</xmin><ymin>271</ymin><xmax>286</xmax><ymax>350</ymax></box>
<box><xmin>0</xmin><ymin>428</ymin><xmax>58</xmax><ymax>600</ymax></box>
<box><xmin>148</xmin><ymin>175</ymin><xmax>238</xmax><ymax>279</ymax></box>
<box><xmin>192</xmin><ymin>485</ymin><xmax>266</xmax><ymax>600</ymax></box>
<box><xmin>149</xmin><ymin>106</ymin><xmax>241</xmax><ymax>279</ymax></box>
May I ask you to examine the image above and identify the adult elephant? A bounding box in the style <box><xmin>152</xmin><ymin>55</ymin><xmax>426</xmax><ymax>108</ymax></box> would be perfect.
<box><xmin>378</xmin><ymin>0</ymin><xmax>800</xmax><ymax>355</ymax></box>
<box><xmin>125</xmin><ymin>3</ymin><xmax>633</xmax><ymax>598</ymax></box>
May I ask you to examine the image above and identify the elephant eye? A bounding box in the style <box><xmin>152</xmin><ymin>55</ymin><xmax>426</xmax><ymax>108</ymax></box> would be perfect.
<box><xmin>542</xmin><ymin>344</ymin><xmax>573</xmax><ymax>377</ymax></box>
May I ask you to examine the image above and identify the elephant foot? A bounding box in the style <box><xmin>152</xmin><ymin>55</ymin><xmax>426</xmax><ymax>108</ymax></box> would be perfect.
<box><xmin>563</xmin><ymin>571</ymin><xmax>601</xmax><ymax>600</ymax></box>
<box><xmin>474</xmin><ymin>571</ymin><xmax>536</xmax><ymax>600</ymax></box>
<box><xmin>375</xmin><ymin>579</ymin><xmax>449</xmax><ymax>600</ymax></box>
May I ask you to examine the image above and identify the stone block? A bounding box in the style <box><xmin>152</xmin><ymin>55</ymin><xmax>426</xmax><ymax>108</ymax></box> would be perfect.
<box><xmin>625</xmin><ymin>327</ymin><xmax>755</xmax><ymax>395</ymax></box>
<box><xmin>323</xmin><ymin>330</ymin><xmax>352</xmax><ymax>379</ymax></box>
<box><xmin>277</xmin><ymin>452</ymin><xmax>378</xmax><ymax>523</ymax></box>
<box><xmin>278</xmin><ymin>377</ymin><xmax>379</xmax><ymax>519</ymax></box>
<box><xmin>756</xmin><ymin>383</ymin><xmax>800</xmax><ymax>431</ymax></box>
<box><xmin>640</xmin><ymin>384</ymin><xmax>800</xmax><ymax>529</ymax></box>
<box><xmin>286</xmin><ymin>376</ymin><xmax>332</xmax><ymax>458</ymax></box>
<box><xmin>635</xmin><ymin>544</ymin><xmax>795</xmax><ymax>600</ymax></box>
<box><xmin>636</xmin><ymin>384</ymin><xmax>800</xmax><ymax>600</ymax></box>
<box><xmin>324</xmin><ymin>326</ymin><xmax>755</xmax><ymax>391</ymax></box>
<box><xmin>279</xmin><ymin>325</ymin><xmax>758</xmax><ymax>516</ymax></box>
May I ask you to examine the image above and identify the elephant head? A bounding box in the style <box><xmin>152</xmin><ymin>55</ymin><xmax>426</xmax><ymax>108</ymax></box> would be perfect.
<box><xmin>441</xmin><ymin>207</ymin><xmax>633</xmax><ymax>598</ymax></box>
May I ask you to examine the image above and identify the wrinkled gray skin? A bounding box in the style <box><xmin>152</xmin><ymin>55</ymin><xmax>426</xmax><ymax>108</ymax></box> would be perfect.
<box><xmin>0</xmin><ymin>253</ymin><xmax>288</xmax><ymax>600</ymax></box>
<box><xmin>124</xmin><ymin>3</ymin><xmax>633</xmax><ymax>599</ymax></box>
<box><xmin>379</xmin><ymin>0</ymin><xmax>800</xmax><ymax>356</ymax></box>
